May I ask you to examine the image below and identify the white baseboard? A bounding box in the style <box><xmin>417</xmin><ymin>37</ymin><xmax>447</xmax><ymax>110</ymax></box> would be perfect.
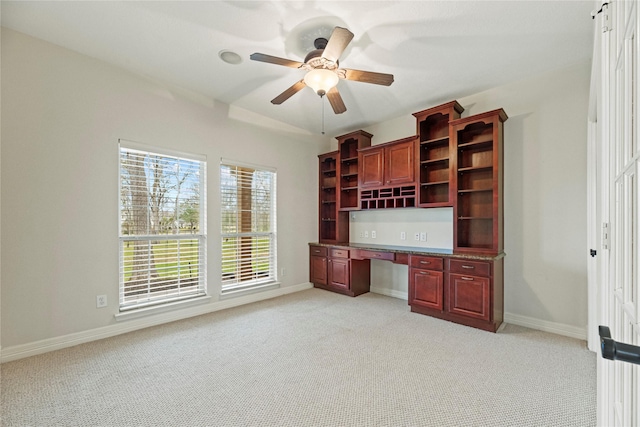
<box><xmin>370</xmin><ymin>287</ymin><xmax>587</xmax><ymax>341</ymax></box>
<box><xmin>504</xmin><ymin>312</ymin><xmax>587</xmax><ymax>341</ymax></box>
<box><xmin>1</xmin><ymin>283</ymin><xmax>313</xmax><ymax>363</ymax></box>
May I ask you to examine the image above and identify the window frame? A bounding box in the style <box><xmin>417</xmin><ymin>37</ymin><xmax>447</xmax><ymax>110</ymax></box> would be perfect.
<box><xmin>220</xmin><ymin>158</ymin><xmax>278</xmax><ymax>295</ymax></box>
<box><xmin>118</xmin><ymin>139</ymin><xmax>207</xmax><ymax>311</ymax></box>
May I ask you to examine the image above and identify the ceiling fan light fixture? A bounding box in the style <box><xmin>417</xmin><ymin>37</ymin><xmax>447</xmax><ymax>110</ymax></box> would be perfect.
<box><xmin>304</xmin><ymin>68</ymin><xmax>339</xmax><ymax>97</ymax></box>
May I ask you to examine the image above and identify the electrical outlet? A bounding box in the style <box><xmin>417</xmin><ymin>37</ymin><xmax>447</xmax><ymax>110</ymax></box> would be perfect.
<box><xmin>359</xmin><ymin>231</ymin><xmax>364</xmax><ymax>238</ymax></box>
<box><xmin>280</xmin><ymin>268</ymin><xmax>286</xmax><ymax>277</ymax></box>
<box><xmin>364</xmin><ymin>231</ymin><xmax>369</xmax><ymax>238</ymax></box>
<box><xmin>420</xmin><ymin>232</ymin><xmax>427</xmax><ymax>242</ymax></box>
<box><xmin>371</xmin><ymin>230</ymin><xmax>376</xmax><ymax>239</ymax></box>
<box><xmin>400</xmin><ymin>231</ymin><xmax>406</xmax><ymax>240</ymax></box>
<box><xmin>96</xmin><ymin>295</ymin><xmax>107</xmax><ymax>308</ymax></box>
<box><xmin>414</xmin><ymin>232</ymin><xmax>420</xmax><ymax>241</ymax></box>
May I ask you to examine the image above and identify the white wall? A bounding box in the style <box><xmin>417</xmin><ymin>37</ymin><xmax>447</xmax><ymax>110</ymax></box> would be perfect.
<box><xmin>352</xmin><ymin>61</ymin><xmax>591</xmax><ymax>337</ymax></box>
<box><xmin>0</xmin><ymin>29</ymin><xmax>329</xmax><ymax>352</ymax></box>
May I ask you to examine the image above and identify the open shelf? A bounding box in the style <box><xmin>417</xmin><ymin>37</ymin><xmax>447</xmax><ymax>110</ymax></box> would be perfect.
<box><xmin>451</xmin><ymin>109</ymin><xmax>507</xmax><ymax>253</ymax></box>
<box><xmin>420</xmin><ymin>136</ymin><xmax>449</xmax><ymax>146</ymax></box>
<box><xmin>336</xmin><ymin>130</ymin><xmax>372</xmax><ymax>212</ymax></box>
<box><xmin>413</xmin><ymin>101</ymin><xmax>463</xmax><ymax>208</ymax></box>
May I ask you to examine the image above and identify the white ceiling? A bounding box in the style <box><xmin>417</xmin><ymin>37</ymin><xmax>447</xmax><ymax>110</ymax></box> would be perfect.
<box><xmin>1</xmin><ymin>1</ymin><xmax>595</xmax><ymax>136</ymax></box>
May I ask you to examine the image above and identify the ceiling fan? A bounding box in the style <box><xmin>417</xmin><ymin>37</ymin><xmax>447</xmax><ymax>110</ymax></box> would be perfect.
<box><xmin>250</xmin><ymin>26</ymin><xmax>394</xmax><ymax>114</ymax></box>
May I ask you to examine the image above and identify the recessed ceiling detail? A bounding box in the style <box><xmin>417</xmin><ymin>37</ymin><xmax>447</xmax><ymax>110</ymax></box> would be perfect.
<box><xmin>218</xmin><ymin>50</ymin><xmax>242</xmax><ymax>65</ymax></box>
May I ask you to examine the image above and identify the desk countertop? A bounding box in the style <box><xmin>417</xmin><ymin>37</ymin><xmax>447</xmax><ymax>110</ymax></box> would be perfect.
<box><xmin>309</xmin><ymin>242</ymin><xmax>505</xmax><ymax>261</ymax></box>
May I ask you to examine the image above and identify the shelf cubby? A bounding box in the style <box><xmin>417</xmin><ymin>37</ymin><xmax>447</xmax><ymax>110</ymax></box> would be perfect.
<box><xmin>336</xmin><ymin>130</ymin><xmax>372</xmax><ymax>211</ymax></box>
<box><xmin>451</xmin><ymin>109</ymin><xmax>508</xmax><ymax>254</ymax></box>
<box><xmin>318</xmin><ymin>151</ymin><xmax>349</xmax><ymax>244</ymax></box>
<box><xmin>413</xmin><ymin>101</ymin><xmax>464</xmax><ymax>208</ymax></box>
<box><xmin>360</xmin><ymin>185</ymin><xmax>416</xmax><ymax>210</ymax></box>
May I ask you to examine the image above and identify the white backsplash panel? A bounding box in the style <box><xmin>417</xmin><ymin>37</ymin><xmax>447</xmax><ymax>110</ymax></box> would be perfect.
<box><xmin>349</xmin><ymin>207</ymin><xmax>453</xmax><ymax>250</ymax></box>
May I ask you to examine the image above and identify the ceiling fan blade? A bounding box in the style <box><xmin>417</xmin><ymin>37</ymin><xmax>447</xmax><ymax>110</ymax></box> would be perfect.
<box><xmin>321</xmin><ymin>27</ymin><xmax>354</xmax><ymax>63</ymax></box>
<box><xmin>271</xmin><ymin>80</ymin><xmax>306</xmax><ymax>105</ymax></box>
<box><xmin>326</xmin><ymin>87</ymin><xmax>347</xmax><ymax>114</ymax></box>
<box><xmin>340</xmin><ymin>68</ymin><xmax>394</xmax><ymax>86</ymax></box>
<box><xmin>250</xmin><ymin>53</ymin><xmax>304</xmax><ymax>69</ymax></box>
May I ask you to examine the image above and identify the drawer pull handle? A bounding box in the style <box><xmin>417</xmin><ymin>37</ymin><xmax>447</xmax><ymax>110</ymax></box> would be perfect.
<box><xmin>314</xmin><ymin>250</ymin><xmax>320</xmax><ymax>253</ymax></box>
<box><xmin>460</xmin><ymin>276</ymin><xmax>474</xmax><ymax>281</ymax></box>
<box><xmin>462</xmin><ymin>265</ymin><xmax>475</xmax><ymax>269</ymax></box>
<box><xmin>420</xmin><ymin>261</ymin><xmax>431</xmax><ymax>264</ymax></box>
<box><xmin>420</xmin><ymin>271</ymin><xmax>429</xmax><ymax>275</ymax></box>
<box><xmin>375</xmin><ymin>254</ymin><xmax>381</xmax><ymax>257</ymax></box>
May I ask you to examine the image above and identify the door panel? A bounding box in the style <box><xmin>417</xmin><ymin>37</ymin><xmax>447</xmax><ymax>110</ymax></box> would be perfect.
<box><xmin>310</xmin><ymin>256</ymin><xmax>327</xmax><ymax>285</ymax></box>
<box><xmin>360</xmin><ymin>149</ymin><xmax>384</xmax><ymax>187</ymax></box>
<box><xmin>448</xmin><ymin>274</ymin><xmax>490</xmax><ymax>321</ymax></box>
<box><xmin>594</xmin><ymin>2</ymin><xmax>639</xmax><ymax>425</ymax></box>
<box><xmin>410</xmin><ymin>269</ymin><xmax>443</xmax><ymax>310</ymax></box>
<box><xmin>328</xmin><ymin>258</ymin><xmax>349</xmax><ymax>290</ymax></box>
<box><xmin>386</xmin><ymin>140</ymin><xmax>415</xmax><ymax>185</ymax></box>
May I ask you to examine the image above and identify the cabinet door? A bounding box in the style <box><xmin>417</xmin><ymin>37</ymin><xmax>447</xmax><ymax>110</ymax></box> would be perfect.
<box><xmin>310</xmin><ymin>255</ymin><xmax>328</xmax><ymax>285</ymax></box>
<box><xmin>328</xmin><ymin>258</ymin><xmax>350</xmax><ymax>290</ymax></box>
<box><xmin>409</xmin><ymin>268</ymin><xmax>443</xmax><ymax>310</ymax></box>
<box><xmin>385</xmin><ymin>140</ymin><xmax>414</xmax><ymax>185</ymax></box>
<box><xmin>447</xmin><ymin>274</ymin><xmax>490</xmax><ymax>321</ymax></box>
<box><xmin>360</xmin><ymin>148</ymin><xmax>384</xmax><ymax>188</ymax></box>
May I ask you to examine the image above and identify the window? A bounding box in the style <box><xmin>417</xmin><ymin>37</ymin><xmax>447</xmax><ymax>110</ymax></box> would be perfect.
<box><xmin>119</xmin><ymin>140</ymin><xmax>206</xmax><ymax>311</ymax></box>
<box><xmin>220</xmin><ymin>160</ymin><xmax>277</xmax><ymax>293</ymax></box>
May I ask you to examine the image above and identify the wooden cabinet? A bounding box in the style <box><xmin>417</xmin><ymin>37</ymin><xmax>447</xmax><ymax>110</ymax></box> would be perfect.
<box><xmin>445</xmin><ymin>258</ymin><xmax>503</xmax><ymax>332</ymax></box>
<box><xmin>336</xmin><ymin>130</ymin><xmax>372</xmax><ymax>211</ymax></box>
<box><xmin>413</xmin><ymin>101</ymin><xmax>464</xmax><ymax>207</ymax></box>
<box><xmin>409</xmin><ymin>255</ymin><xmax>444</xmax><ymax>311</ymax></box>
<box><xmin>409</xmin><ymin>255</ymin><xmax>503</xmax><ymax>332</ymax></box>
<box><xmin>358</xmin><ymin>136</ymin><xmax>417</xmax><ymax>210</ymax></box>
<box><xmin>318</xmin><ymin>152</ymin><xmax>348</xmax><ymax>243</ymax></box>
<box><xmin>451</xmin><ymin>109</ymin><xmax>508</xmax><ymax>254</ymax></box>
<box><xmin>359</xmin><ymin>136</ymin><xmax>415</xmax><ymax>188</ymax></box>
<box><xmin>309</xmin><ymin>245</ymin><xmax>328</xmax><ymax>285</ymax></box>
<box><xmin>328</xmin><ymin>256</ymin><xmax>349</xmax><ymax>291</ymax></box>
<box><xmin>309</xmin><ymin>245</ymin><xmax>370</xmax><ymax>297</ymax></box>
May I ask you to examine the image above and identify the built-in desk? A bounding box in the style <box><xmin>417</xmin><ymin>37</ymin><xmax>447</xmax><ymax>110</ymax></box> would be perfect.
<box><xmin>309</xmin><ymin>242</ymin><xmax>505</xmax><ymax>332</ymax></box>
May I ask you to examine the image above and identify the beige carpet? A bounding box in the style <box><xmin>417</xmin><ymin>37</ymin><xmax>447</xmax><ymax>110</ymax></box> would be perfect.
<box><xmin>1</xmin><ymin>288</ymin><xmax>596</xmax><ymax>426</ymax></box>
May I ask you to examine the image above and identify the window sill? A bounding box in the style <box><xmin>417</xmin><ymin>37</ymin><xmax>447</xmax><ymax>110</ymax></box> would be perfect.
<box><xmin>220</xmin><ymin>281</ymin><xmax>280</xmax><ymax>300</ymax></box>
<box><xmin>114</xmin><ymin>295</ymin><xmax>212</xmax><ymax>322</ymax></box>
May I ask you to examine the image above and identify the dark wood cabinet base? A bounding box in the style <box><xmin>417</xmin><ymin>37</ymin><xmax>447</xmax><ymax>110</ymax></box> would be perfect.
<box><xmin>410</xmin><ymin>304</ymin><xmax>501</xmax><ymax>333</ymax></box>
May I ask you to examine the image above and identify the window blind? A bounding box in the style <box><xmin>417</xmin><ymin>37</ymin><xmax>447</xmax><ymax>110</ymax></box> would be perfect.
<box><xmin>119</xmin><ymin>141</ymin><xmax>207</xmax><ymax>310</ymax></box>
<box><xmin>220</xmin><ymin>161</ymin><xmax>277</xmax><ymax>292</ymax></box>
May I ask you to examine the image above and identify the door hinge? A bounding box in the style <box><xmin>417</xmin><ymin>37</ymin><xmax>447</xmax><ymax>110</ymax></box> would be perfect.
<box><xmin>602</xmin><ymin>222</ymin><xmax>610</xmax><ymax>250</ymax></box>
<box><xmin>590</xmin><ymin>249</ymin><xmax>597</xmax><ymax>257</ymax></box>
<box><xmin>592</xmin><ymin>2</ymin><xmax>611</xmax><ymax>33</ymax></box>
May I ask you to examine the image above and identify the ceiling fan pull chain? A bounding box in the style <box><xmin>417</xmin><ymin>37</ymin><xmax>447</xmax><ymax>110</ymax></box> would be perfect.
<box><xmin>321</xmin><ymin>96</ymin><xmax>325</xmax><ymax>135</ymax></box>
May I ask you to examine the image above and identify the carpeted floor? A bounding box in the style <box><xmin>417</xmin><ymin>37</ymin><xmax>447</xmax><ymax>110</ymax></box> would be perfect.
<box><xmin>1</xmin><ymin>288</ymin><xmax>596</xmax><ymax>426</ymax></box>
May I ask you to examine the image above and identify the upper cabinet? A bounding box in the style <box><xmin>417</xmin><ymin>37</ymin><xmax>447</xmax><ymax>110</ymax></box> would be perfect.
<box><xmin>316</xmin><ymin>100</ymin><xmax>507</xmax><ymax>256</ymax></box>
<box><xmin>358</xmin><ymin>136</ymin><xmax>417</xmax><ymax>209</ymax></box>
<box><xmin>450</xmin><ymin>109</ymin><xmax>508</xmax><ymax>254</ymax></box>
<box><xmin>336</xmin><ymin>130</ymin><xmax>372</xmax><ymax>211</ymax></box>
<box><xmin>359</xmin><ymin>136</ymin><xmax>415</xmax><ymax>188</ymax></box>
<box><xmin>412</xmin><ymin>101</ymin><xmax>464</xmax><ymax>207</ymax></box>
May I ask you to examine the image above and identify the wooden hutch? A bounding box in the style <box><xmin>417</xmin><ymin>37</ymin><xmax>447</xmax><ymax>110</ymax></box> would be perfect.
<box><xmin>310</xmin><ymin>100</ymin><xmax>508</xmax><ymax>332</ymax></box>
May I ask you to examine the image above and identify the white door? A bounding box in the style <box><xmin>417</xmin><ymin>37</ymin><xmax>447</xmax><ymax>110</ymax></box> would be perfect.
<box><xmin>592</xmin><ymin>1</ymin><xmax>640</xmax><ymax>426</ymax></box>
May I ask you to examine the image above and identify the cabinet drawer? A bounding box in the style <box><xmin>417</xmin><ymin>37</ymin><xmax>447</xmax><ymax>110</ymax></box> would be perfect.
<box><xmin>329</xmin><ymin>248</ymin><xmax>350</xmax><ymax>258</ymax></box>
<box><xmin>309</xmin><ymin>246</ymin><xmax>327</xmax><ymax>257</ymax></box>
<box><xmin>409</xmin><ymin>255</ymin><xmax>443</xmax><ymax>270</ymax></box>
<box><xmin>449</xmin><ymin>259</ymin><xmax>491</xmax><ymax>277</ymax></box>
<box><xmin>354</xmin><ymin>249</ymin><xmax>394</xmax><ymax>261</ymax></box>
